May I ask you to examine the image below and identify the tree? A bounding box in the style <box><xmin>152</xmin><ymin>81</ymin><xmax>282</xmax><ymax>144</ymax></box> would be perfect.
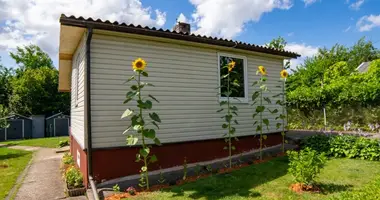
<box><xmin>9</xmin><ymin>66</ymin><xmax>70</xmax><ymax>116</ymax></box>
<box><xmin>0</xmin><ymin>104</ymin><xmax>9</xmax><ymax>128</ymax></box>
<box><xmin>0</xmin><ymin>58</ymin><xmax>13</xmax><ymax>107</ymax></box>
<box><xmin>10</xmin><ymin>45</ymin><xmax>53</xmax><ymax>73</ymax></box>
<box><xmin>266</xmin><ymin>36</ymin><xmax>287</xmax><ymax>50</ymax></box>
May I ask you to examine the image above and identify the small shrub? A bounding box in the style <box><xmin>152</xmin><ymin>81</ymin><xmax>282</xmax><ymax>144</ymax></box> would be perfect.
<box><xmin>62</xmin><ymin>153</ymin><xmax>74</xmax><ymax>165</ymax></box>
<box><xmin>65</xmin><ymin>166</ymin><xmax>83</xmax><ymax>188</ymax></box>
<box><xmin>112</xmin><ymin>184</ymin><xmax>120</xmax><ymax>192</ymax></box>
<box><xmin>287</xmin><ymin>148</ymin><xmax>327</xmax><ymax>186</ymax></box>
<box><xmin>126</xmin><ymin>186</ymin><xmax>136</xmax><ymax>196</ymax></box>
<box><xmin>58</xmin><ymin>139</ymin><xmax>70</xmax><ymax>148</ymax></box>
<box><xmin>158</xmin><ymin>171</ymin><xmax>166</xmax><ymax>184</ymax></box>
<box><xmin>194</xmin><ymin>164</ymin><xmax>202</xmax><ymax>176</ymax></box>
<box><xmin>301</xmin><ymin>134</ymin><xmax>380</xmax><ymax>161</ymax></box>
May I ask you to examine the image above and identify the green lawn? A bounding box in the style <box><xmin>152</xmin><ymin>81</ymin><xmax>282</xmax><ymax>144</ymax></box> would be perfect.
<box><xmin>0</xmin><ymin>147</ymin><xmax>33</xmax><ymax>199</ymax></box>
<box><xmin>0</xmin><ymin>136</ymin><xmax>69</xmax><ymax>148</ymax></box>
<box><xmin>129</xmin><ymin>157</ymin><xmax>380</xmax><ymax>200</ymax></box>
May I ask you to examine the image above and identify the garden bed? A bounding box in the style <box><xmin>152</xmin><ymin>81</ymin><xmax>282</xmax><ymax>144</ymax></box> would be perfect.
<box><xmin>106</xmin><ymin>157</ymin><xmax>380</xmax><ymax>200</ymax></box>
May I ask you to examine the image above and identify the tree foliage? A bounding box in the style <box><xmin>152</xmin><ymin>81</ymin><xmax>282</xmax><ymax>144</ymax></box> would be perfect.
<box><xmin>266</xmin><ymin>36</ymin><xmax>287</xmax><ymax>50</ymax></box>
<box><xmin>287</xmin><ymin>37</ymin><xmax>380</xmax><ymax>113</ymax></box>
<box><xmin>10</xmin><ymin>45</ymin><xmax>53</xmax><ymax>73</ymax></box>
<box><xmin>1</xmin><ymin>45</ymin><xmax>70</xmax><ymax>116</ymax></box>
<box><xmin>9</xmin><ymin>66</ymin><xmax>69</xmax><ymax>116</ymax></box>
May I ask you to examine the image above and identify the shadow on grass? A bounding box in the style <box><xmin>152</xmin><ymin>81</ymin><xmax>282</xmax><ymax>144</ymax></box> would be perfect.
<box><xmin>0</xmin><ymin>146</ymin><xmax>30</xmax><ymax>160</ymax></box>
<box><xmin>319</xmin><ymin>183</ymin><xmax>353</xmax><ymax>195</ymax></box>
<box><xmin>167</xmin><ymin>156</ymin><xmax>289</xmax><ymax>200</ymax></box>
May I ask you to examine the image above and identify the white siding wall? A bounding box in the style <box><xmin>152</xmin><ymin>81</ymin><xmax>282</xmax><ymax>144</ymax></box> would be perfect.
<box><xmin>70</xmin><ymin>33</ymin><xmax>86</xmax><ymax>149</ymax></box>
<box><xmin>90</xmin><ymin>33</ymin><xmax>285</xmax><ymax>148</ymax></box>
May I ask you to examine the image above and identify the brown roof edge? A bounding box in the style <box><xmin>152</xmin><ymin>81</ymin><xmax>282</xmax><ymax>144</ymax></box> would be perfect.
<box><xmin>60</xmin><ymin>14</ymin><xmax>300</xmax><ymax>58</ymax></box>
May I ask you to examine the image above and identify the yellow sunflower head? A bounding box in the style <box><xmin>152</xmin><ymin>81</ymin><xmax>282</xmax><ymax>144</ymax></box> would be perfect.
<box><xmin>258</xmin><ymin>66</ymin><xmax>267</xmax><ymax>76</ymax></box>
<box><xmin>132</xmin><ymin>58</ymin><xmax>147</xmax><ymax>71</ymax></box>
<box><xmin>228</xmin><ymin>61</ymin><xmax>236</xmax><ymax>72</ymax></box>
<box><xmin>280</xmin><ymin>69</ymin><xmax>288</xmax><ymax>79</ymax></box>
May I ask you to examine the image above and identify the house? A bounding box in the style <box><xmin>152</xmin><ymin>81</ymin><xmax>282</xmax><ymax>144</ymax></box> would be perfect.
<box><xmin>357</xmin><ymin>61</ymin><xmax>372</xmax><ymax>73</ymax></box>
<box><xmin>58</xmin><ymin>14</ymin><xmax>299</xmax><ymax>186</ymax></box>
<box><xmin>45</xmin><ymin>112</ymin><xmax>70</xmax><ymax>137</ymax></box>
<box><xmin>0</xmin><ymin>114</ymin><xmax>32</xmax><ymax>141</ymax></box>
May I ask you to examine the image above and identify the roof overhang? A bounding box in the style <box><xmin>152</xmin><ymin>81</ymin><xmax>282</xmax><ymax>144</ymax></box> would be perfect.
<box><xmin>58</xmin><ymin>25</ymin><xmax>85</xmax><ymax>92</ymax></box>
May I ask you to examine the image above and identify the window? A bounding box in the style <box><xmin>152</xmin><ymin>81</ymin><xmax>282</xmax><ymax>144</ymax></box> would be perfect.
<box><xmin>218</xmin><ymin>53</ymin><xmax>248</xmax><ymax>103</ymax></box>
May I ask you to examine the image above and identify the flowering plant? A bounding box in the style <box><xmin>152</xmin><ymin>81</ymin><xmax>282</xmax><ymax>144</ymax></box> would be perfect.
<box><xmin>121</xmin><ymin>58</ymin><xmax>161</xmax><ymax>190</ymax></box>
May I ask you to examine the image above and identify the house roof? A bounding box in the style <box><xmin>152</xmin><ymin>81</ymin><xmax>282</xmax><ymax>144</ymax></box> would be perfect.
<box><xmin>59</xmin><ymin>14</ymin><xmax>300</xmax><ymax>59</ymax></box>
<box><xmin>356</xmin><ymin>61</ymin><xmax>371</xmax><ymax>73</ymax></box>
<box><xmin>46</xmin><ymin>112</ymin><xmax>69</xmax><ymax>120</ymax></box>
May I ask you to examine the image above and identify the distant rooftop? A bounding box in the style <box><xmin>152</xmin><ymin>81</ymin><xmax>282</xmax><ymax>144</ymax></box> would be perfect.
<box><xmin>357</xmin><ymin>61</ymin><xmax>372</xmax><ymax>73</ymax></box>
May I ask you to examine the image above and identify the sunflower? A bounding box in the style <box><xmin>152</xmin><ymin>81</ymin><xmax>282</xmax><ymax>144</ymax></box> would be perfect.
<box><xmin>280</xmin><ymin>69</ymin><xmax>288</xmax><ymax>78</ymax></box>
<box><xmin>132</xmin><ymin>58</ymin><xmax>147</xmax><ymax>71</ymax></box>
<box><xmin>258</xmin><ymin>66</ymin><xmax>267</xmax><ymax>76</ymax></box>
<box><xmin>228</xmin><ymin>61</ymin><xmax>236</xmax><ymax>72</ymax></box>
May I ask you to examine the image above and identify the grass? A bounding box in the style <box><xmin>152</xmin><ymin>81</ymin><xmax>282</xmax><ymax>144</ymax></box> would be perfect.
<box><xmin>127</xmin><ymin>157</ymin><xmax>380</xmax><ymax>200</ymax></box>
<box><xmin>0</xmin><ymin>147</ymin><xmax>33</xmax><ymax>199</ymax></box>
<box><xmin>0</xmin><ymin>136</ymin><xmax>69</xmax><ymax>148</ymax></box>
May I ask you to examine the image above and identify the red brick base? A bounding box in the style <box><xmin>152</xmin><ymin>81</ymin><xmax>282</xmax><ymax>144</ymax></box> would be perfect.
<box><xmin>91</xmin><ymin>132</ymin><xmax>283</xmax><ymax>183</ymax></box>
<box><xmin>70</xmin><ymin>134</ymin><xmax>88</xmax><ymax>186</ymax></box>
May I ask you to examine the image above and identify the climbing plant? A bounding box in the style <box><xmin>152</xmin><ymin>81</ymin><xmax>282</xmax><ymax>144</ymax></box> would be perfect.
<box><xmin>121</xmin><ymin>58</ymin><xmax>161</xmax><ymax>190</ymax></box>
<box><xmin>252</xmin><ymin>66</ymin><xmax>272</xmax><ymax>160</ymax></box>
<box><xmin>218</xmin><ymin>61</ymin><xmax>239</xmax><ymax>168</ymax></box>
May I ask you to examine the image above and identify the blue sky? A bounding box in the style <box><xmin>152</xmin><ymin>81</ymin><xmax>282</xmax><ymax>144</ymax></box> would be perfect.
<box><xmin>0</xmin><ymin>0</ymin><xmax>379</xmax><ymax>69</ymax></box>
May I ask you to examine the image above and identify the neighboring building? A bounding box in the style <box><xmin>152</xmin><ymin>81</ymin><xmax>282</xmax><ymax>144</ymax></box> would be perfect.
<box><xmin>357</xmin><ymin>61</ymin><xmax>372</xmax><ymax>73</ymax></box>
<box><xmin>0</xmin><ymin>114</ymin><xmax>32</xmax><ymax>141</ymax></box>
<box><xmin>45</xmin><ymin>112</ymin><xmax>70</xmax><ymax>137</ymax></box>
<box><xmin>58</xmin><ymin>14</ymin><xmax>300</xmax><ymax>186</ymax></box>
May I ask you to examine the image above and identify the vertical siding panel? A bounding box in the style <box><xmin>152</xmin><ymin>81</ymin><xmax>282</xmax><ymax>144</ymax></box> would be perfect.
<box><xmin>90</xmin><ymin>34</ymin><xmax>285</xmax><ymax>148</ymax></box>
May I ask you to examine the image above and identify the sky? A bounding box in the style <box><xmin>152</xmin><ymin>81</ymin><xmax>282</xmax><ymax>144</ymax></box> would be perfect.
<box><xmin>0</xmin><ymin>0</ymin><xmax>379</xmax><ymax>69</ymax></box>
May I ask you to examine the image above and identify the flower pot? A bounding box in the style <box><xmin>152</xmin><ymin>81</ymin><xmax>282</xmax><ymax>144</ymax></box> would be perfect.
<box><xmin>66</xmin><ymin>183</ymin><xmax>86</xmax><ymax>197</ymax></box>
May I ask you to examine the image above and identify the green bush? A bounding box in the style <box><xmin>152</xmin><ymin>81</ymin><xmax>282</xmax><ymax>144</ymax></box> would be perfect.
<box><xmin>58</xmin><ymin>139</ymin><xmax>69</xmax><ymax>148</ymax></box>
<box><xmin>287</xmin><ymin>148</ymin><xmax>327</xmax><ymax>186</ymax></box>
<box><xmin>65</xmin><ymin>166</ymin><xmax>83</xmax><ymax>188</ymax></box>
<box><xmin>62</xmin><ymin>153</ymin><xmax>74</xmax><ymax>165</ymax></box>
<box><xmin>331</xmin><ymin>175</ymin><xmax>380</xmax><ymax>200</ymax></box>
<box><xmin>301</xmin><ymin>134</ymin><xmax>380</xmax><ymax>161</ymax></box>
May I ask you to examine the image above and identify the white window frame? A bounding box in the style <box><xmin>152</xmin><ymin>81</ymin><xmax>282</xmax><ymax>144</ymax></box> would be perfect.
<box><xmin>217</xmin><ymin>53</ymin><xmax>249</xmax><ymax>103</ymax></box>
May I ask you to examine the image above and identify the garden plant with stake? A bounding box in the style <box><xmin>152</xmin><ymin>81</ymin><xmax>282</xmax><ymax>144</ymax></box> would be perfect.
<box><xmin>121</xmin><ymin>58</ymin><xmax>162</xmax><ymax>190</ymax></box>
<box><xmin>217</xmin><ymin>60</ymin><xmax>240</xmax><ymax>168</ymax></box>
<box><xmin>273</xmin><ymin>61</ymin><xmax>290</xmax><ymax>152</ymax></box>
<box><xmin>252</xmin><ymin>66</ymin><xmax>272</xmax><ymax>160</ymax></box>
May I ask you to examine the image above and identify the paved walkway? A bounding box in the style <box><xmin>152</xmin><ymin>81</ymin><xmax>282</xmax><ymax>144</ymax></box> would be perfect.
<box><xmin>14</xmin><ymin>147</ymin><xmax>67</xmax><ymax>200</ymax></box>
<box><xmin>7</xmin><ymin>146</ymin><xmax>86</xmax><ymax>200</ymax></box>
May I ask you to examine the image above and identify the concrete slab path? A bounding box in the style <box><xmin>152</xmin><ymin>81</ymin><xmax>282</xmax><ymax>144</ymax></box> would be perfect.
<box><xmin>9</xmin><ymin>146</ymin><xmax>86</xmax><ymax>200</ymax></box>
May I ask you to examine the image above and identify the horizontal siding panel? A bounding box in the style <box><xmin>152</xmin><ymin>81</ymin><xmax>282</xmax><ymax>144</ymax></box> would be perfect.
<box><xmin>70</xmin><ymin>33</ymin><xmax>86</xmax><ymax>149</ymax></box>
<box><xmin>90</xmin><ymin>33</ymin><xmax>285</xmax><ymax>148</ymax></box>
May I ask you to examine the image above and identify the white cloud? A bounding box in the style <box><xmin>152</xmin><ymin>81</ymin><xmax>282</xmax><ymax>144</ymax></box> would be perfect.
<box><xmin>303</xmin><ymin>0</ymin><xmax>319</xmax><ymax>7</ymax></box>
<box><xmin>0</xmin><ymin>0</ymin><xmax>166</xmax><ymax>64</ymax></box>
<box><xmin>349</xmin><ymin>0</ymin><xmax>365</xmax><ymax>10</ymax></box>
<box><xmin>189</xmin><ymin>0</ymin><xmax>293</xmax><ymax>39</ymax></box>
<box><xmin>287</xmin><ymin>32</ymin><xmax>294</xmax><ymax>37</ymax></box>
<box><xmin>177</xmin><ymin>13</ymin><xmax>188</xmax><ymax>23</ymax></box>
<box><xmin>285</xmin><ymin>43</ymin><xmax>319</xmax><ymax>69</ymax></box>
<box><xmin>343</xmin><ymin>26</ymin><xmax>351</xmax><ymax>32</ymax></box>
<box><xmin>357</xmin><ymin>14</ymin><xmax>380</xmax><ymax>32</ymax></box>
